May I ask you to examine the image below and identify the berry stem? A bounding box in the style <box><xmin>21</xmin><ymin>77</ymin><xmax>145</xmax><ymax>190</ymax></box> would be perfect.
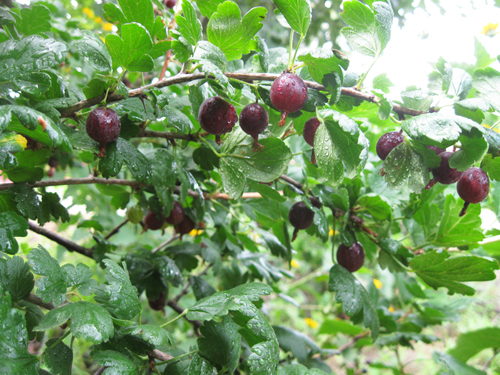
<box><xmin>459</xmin><ymin>201</ymin><xmax>470</xmax><ymax>217</ymax></box>
<box><xmin>199</xmin><ymin>136</ymin><xmax>222</xmax><ymax>157</ymax></box>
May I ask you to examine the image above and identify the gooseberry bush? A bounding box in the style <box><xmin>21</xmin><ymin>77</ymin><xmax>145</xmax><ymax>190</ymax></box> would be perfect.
<box><xmin>1</xmin><ymin>0</ymin><xmax>500</xmax><ymax>374</ymax></box>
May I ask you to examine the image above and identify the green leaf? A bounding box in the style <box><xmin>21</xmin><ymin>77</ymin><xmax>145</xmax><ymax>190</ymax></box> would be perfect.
<box><xmin>315</xmin><ymin>110</ymin><xmax>369</xmax><ymax>186</ymax></box>
<box><xmin>74</xmin><ymin>31</ymin><xmax>112</xmax><ymax>73</ymax></box>
<box><xmin>207</xmin><ymin>1</ymin><xmax>267</xmax><ymax>61</ymax></box>
<box><xmin>0</xmin><ymin>256</ymin><xmax>34</xmax><ymax>302</ymax></box>
<box><xmin>448</xmin><ymin>327</ymin><xmax>500</xmax><ymax>362</ymax></box>
<box><xmin>0</xmin><ymin>36</ymin><xmax>66</xmax><ymax>83</ymax></box>
<box><xmin>106</xmin><ymin>0</ymin><xmax>155</xmax><ymax>35</ymax></box>
<box><xmin>39</xmin><ymin>192</ymin><xmax>70</xmax><ymax>224</ymax></box>
<box><xmin>156</xmin><ymin>255</ymin><xmax>184</xmax><ymax>287</ymax></box>
<box><xmin>278</xmin><ymin>364</ymin><xmax>329</xmax><ymax>375</ymax></box>
<box><xmin>198</xmin><ymin>316</ymin><xmax>241</xmax><ymax>373</ymax></box>
<box><xmin>0</xmin><ymin>106</ymin><xmax>71</xmax><ymax>152</ymax></box>
<box><xmin>195</xmin><ymin>0</ymin><xmax>224</xmax><ymax>18</ymax></box>
<box><xmin>93</xmin><ymin>350</ymin><xmax>138</xmax><ymax>375</ymax></box>
<box><xmin>106</xmin><ymin>23</ymin><xmax>154</xmax><ymax>72</ymax></box>
<box><xmin>434</xmin><ymin>195</ymin><xmax>484</xmax><ymax>247</ymax></box>
<box><xmin>448</xmin><ymin>127</ymin><xmax>488</xmax><ymax>172</ymax></box>
<box><xmin>473</xmin><ymin>67</ymin><xmax>500</xmax><ymax>111</ymax></box>
<box><xmin>318</xmin><ymin>319</ymin><xmax>364</xmax><ymax>336</ymax></box>
<box><xmin>328</xmin><ymin>264</ymin><xmax>379</xmax><ymax>339</ymax></box>
<box><xmin>5</xmin><ymin>166</ymin><xmax>44</xmax><ymax>184</ymax></box>
<box><xmin>12</xmin><ymin>72</ymin><xmax>52</xmax><ymax>98</ymax></box>
<box><xmin>378</xmin><ymin>238</ymin><xmax>413</xmax><ymax>273</ymax></box>
<box><xmin>0</xmin><ymin>290</ymin><xmax>39</xmax><ymax>374</ymax></box>
<box><xmin>298</xmin><ymin>49</ymin><xmax>349</xmax><ymax>89</ymax></box>
<box><xmin>176</xmin><ymin>0</ymin><xmax>202</xmax><ymax>46</ymax></box>
<box><xmin>94</xmin><ymin>259</ymin><xmax>142</xmax><ymax>320</ymax></box>
<box><xmin>189</xmin><ymin>353</ymin><xmax>217</xmax><ymax>374</ymax></box>
<box><xmin>340</xmin><ymin>0</ymin><xmax>393</xmax><ymax>57</ymax></box>
<box><xmin>475</xmin><ymin>37</ymin><xmax>495</xmax><ymax>68</ymax></box>
<box><xmin>481</xmin><ymin>154</ymin><xmax>500</xmax><ymax>181</ymax></box>
<box><xmin>432</xmin><ymin>352</ymin><xmax>486</xmax><ymax>375</ymax></box>
<box><xmin>193</xmin><ymin>145</ymin><xmax>220</xmax><ymax>170</ymax></box>
<box><xmin>372</xmin><ymin>73</ymin><xmax>393</xmax><ymax>93</ymax></box>
<box><xmin>220</xmin><ymin>128</ymin><xmax>292</xmax><ymax>199</ymax></box>
<box><xmin>61</xmin><ymin>263</ymin><xmax>97</xmax><ymax>296</ymax></box>
<box><xmin>122</xmin><ymin>324</ymin><xmax>174</xmax><ymax>350</ymax></box>
<box><xmin>356</xmin><ymin>194</ymin><xmax>392</xmax><ymax>221</ymax></box>
<box><xmin>0</xmin><ymin>132</ymin><xmax>26</xmax><ymax>153</ymax></box>
<box><xmin>401</xmin><ymin>89</ymin><xmax>433</xmax><ymax>112</ymax></box>
<box><xmin>162</xmin><ymin>105</ymin><xmax>195</xmax><ymax>134</ymax></box>
<box><xmin>383</xmin><ymin>142</ymin><xmax>430</xmax><ymax>193</ymax></box>
<box><xmin>410</xmin><ymin>250</ymin><xmax>499</xmax><ymax>296</ymax></box>
<box><xmin>27</xmin><ymin>245</ymin><xmax>67</xmax><ymax>306</ymax></box>
<box><xmin>13</xmin><ymin>4</ymin><xmax>51</xmax><ymax>36</ymax></box>
<box><xmin>454</xmin><ymin>98</ymin><xmax>489</xmax><ymax>124</ymax></box>
<box><xmin>248</xmin><ymin>181</ymin><xmax>286</xmax><ymax>202</ymax></box>
<box><xmin>273</xmin><ymin>326</ymin><xmax>322</xmax><ymax>362</ymax></box>
<box><xmin>0</xmin><ymin>211</ymin><xmax>29</xmax><ymax>255</ymax></box>
<box><xmin>20</xmin><ymin>301</ymin><xmax>44</xmax><ymax>341</ymax></box>
<box><xmin>272</xmin><ymin>0</ymin><xmax>311</xmax><ymax>36</ymax></box>
<box><xmin>116</xmin><ymin>138</ymin><xmax>153</xmax><ymax>183</ymax></box>
<box><xmin>193</xmin><ymin>41</ymin><xmax>230</xmax><ymax>88</ymax></box>
<box><xmin>44</xmin><ymin>338</ymin><xmax>73</xmax><ymax>375</ymax></box>
<box><xmin>0</xmin><ymin>150</ymin><xmax>18</xmax><ymax>170</ymax></box>
<box><xmin>35</xmin><ymin>301</ymin><xmax>114</xmax><ymax>343</ymax></box>
<box><xmin>190</xmin><ymin>276</ymin><xmax>217</xmax><ymax>301</ymax></box>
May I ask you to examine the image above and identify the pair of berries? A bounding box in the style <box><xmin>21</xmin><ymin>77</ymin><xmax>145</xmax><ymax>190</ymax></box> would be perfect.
<box><xmin>376</xmin><ymin>131</ymin><xmax>490</xmax><ymax>215</ymax></box>
<box><xmin>143</xmin><ymin>202</ymin><xmax>195</xmax><ymax>235</ymax></box>
<box><xmin>198</xmin><ymin>72</ymin><xmax>308</xmax><ymax>148</ymax></box>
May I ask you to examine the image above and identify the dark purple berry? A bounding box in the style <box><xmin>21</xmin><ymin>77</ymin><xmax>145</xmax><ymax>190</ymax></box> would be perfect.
<box><xmin>144</xmin><ymin>210</ymin><xmax>164</xmax><ymax>230</ymax></box>
<box><xmin>376</xmin><ymin>131</ymin><xmax>404</xmax><ymax>161</ymax></box>
<box><xmin>289</xmin><ymin>202</ymin><xmax>315</xmax><ymax>241</ymax></box>
<box><xmin>166</xmin><ymin>202</ymin><xmax>184</xmax><ymax>226</ymax></box>
<box><xmin>164</xmin><ymin>0</ymin><xmax>176</xmax><ymax>8</ymax></box>
<box><xmin>148</xmin><ymin>291</ymin><xmax>166</xmax><ymax>311</ymax></box>
<box><xmin>431</xmin><ymin>151</ymin><xmax>463</xmax><ymax>185</ymax></box>
<box><xmin>198</xmin><ymin>97</ymin><xmax>237</xmax><ymax>145</ymax></box>
<box><xmin>239</xmin><ymin>103</ymin><xmax>269</xmax><ymax>151</ymax></box>
<box><xmin>270</xmin><ymin>72</ymin><xmax>308</xmax><ymax>127</ymax></box>
<box><xmin>337</xmin><ymin>242</ymin><xmax>365</xmax><ymax>273</ymax></box>
<box><xmin>303</xmin><ymin>117</ymin><xmax>320</xmax><ymax>164</ymax></box>
<box><xmin>457</xmin><ymin>167</ymin><xmax>489</xmax><ymax>216</ymax></box>
<box><xmin>427</xmin><ymin>145</ymin><xmax>446</xmax><ymax>155</ymax></box>
<box><xmin>86</xmin><ymin>107</ymin><xmax>121</xmax><ymax>157</ymax></box>
<box><xmin>175</xmin><ymin>215</ymin><xmax>195</xmax><ymax>237</ymax></box>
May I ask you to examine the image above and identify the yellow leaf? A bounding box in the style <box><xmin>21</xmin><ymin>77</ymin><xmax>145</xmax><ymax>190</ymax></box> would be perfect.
<box><xmin>388</xmin><ymin>305</ymin><xmax>395</xmax><ymax>313</ymax></box>
<box><xmin>189</xmin><ymin>229</ymin><xmax>203</xmax><ymax>236</ymax></box>
<box><xmin>305</xmin><ymin>317</ymin><xmax>319</xmax><ymax>329</ymax></box>
<box><xmin>82</xmin><ymin>7</ymin><xmax>94</xmax><ymax>18</ymax></box>
<box><xmin>290</xmin><ymin>259</ymin><xmax>300</xmax><ymax>268</ymax></box>
<box><xmin>94</xmin><ymin>16</ymin><xmax>103</xmax><ymax>24</ymax></box>
<box><xmin>102</xmin><ymin>23</ymin><xmax>114</xmax><ymax>32</ymax></box>
<box><xmin>373</xmin><ymin>279</ymin><xmax>383</xmax><ymax>289</ymax></box>
<box><xmin>481</xmin><ymin>22</ymin><xmax>498</xmax><ymax>35</ymax></box>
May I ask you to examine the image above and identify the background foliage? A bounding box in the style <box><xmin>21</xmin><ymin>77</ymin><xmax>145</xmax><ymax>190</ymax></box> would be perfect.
<box><xmin>1</xmin><ymin>0</ymin><xmax>500</xmax><ymax>374</ymax></box>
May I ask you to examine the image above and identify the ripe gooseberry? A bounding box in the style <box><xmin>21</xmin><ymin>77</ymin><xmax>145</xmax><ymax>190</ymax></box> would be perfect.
<box><xmin>144</xmin><ymin>210</ymin><xmax>164</xmax><ymax>231</ymax></box>
<box><xmin>376</xmin><ymin>131</ymin><xmax>405</xmax><ymax>161</ymax></box>
<box><xmin>166</xmin><ymin>202</ymin><xmax>184</xmax><ymax>226</ymax></box>
<box><xmin>457</xmin><ymin>167</ymin><xmax>490</xmax><ymax>216</ymax></box>
<box><xmin>164</xmin><ymin>0</ymin><xmax>176</xmax><ymax>9</ymax></box>
<box><xmin>430</xmin><ymin>151</ymin><xmax>463</xmax><ymax>185</ymax></box>
<box><xmin>239</xmin><ymin>103</ymin><xmax>269</xmax><ymax>151</ymax></box>
<box><xmin>86</xmin><ymin>107</ymin><xmax>121</xmax><ymax>157</ymax></box>
<box><xmin>198</xmin><ymin>96</ymin><xmax>237</xmax><ymax>145</ymax></box>
<box><xmin>270</xmin><ymin>72</ymin><xmax>308</xmax><ymax>127</ymax></box>
<box><xmin>289</xmin><ymin>201</ymin><xmax>315</xmax><ymax>241</ymax></box>
<box><xmin>303</xmin><ymin>117</ymin><xmax>320</xmax><ymax>164</ymax></box>
<box><xmin>336</xmin><ymin>242</ymin><xmax>365</xmax><ymax>273</ymax></box>
<box><xmin>175</xmin><ymin>215</ymin><xmax>196</xmax><ymax>238</ymax></box>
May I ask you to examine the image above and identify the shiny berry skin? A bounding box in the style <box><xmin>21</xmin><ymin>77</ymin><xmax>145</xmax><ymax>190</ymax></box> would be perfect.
<box><xmin>86</xmin><ymin>107</ymin><xmax>121</xmax><ymax>157</ymax></box>
<box><xmin>376</xmin><ymin>131</ymin><xmax>405</xmax><ymax>161</ymax></box>
<box><xmin>144</xmin><ymin>210</ymin><xmax>164</xmax><ymax>230</ymax></box>
<box><xmin>198</xmin><ymin>96</ymin><xmax>237</xmax><ymax>145</ymax></box>
<box><xmin>166</xmin><ymin>202</ymin><xmax>184</xmax><ymax>226</ymax></box>
<box><xmin>164</xmin><ymin>0</ymin><xmax>176</xmax><ymax>8</ymax></box>
<box><xmin>270</xmin><ymin>72</ymin><xmax>308</xmax><ymax>126</ymax></box>
<box><xmin>303</xmin><ymin>117</ymin><xmax>320</xmax><ymax>147</ymax></box>
<box><xmin>457</xmin><ymin>168</ymin><xmax>490</xmax><ymax>216</ymax></box>
<box><xmin>337</xmin><ymin>242</ymin><xmax>365</xmax><ymax>273</ymax></box>
<box><xmin>289</xmin><ymin>202</ymin><xmax>315</xmax><ymax>241</ymax></box>
<box><xmin>239</xmin><ymin>103</ymin><xmax>269</xmax><ymax>150</ymax></box>
<box><xmin>175</xmin><ymin>215</ymin><xmax>195</xmax><ymax>237</ymax></box>
<box><xmin>431</xmin><ymin>152</ymin><xmax>463</xmax><ymax>185</ymax></box>
<box><xmin>427</xmin><ymin>145</ymin><xmax>446</xmax><ymax>155</ymax></box>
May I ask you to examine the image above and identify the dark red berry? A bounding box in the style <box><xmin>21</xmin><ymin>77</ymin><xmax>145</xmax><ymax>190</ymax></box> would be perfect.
<box><xmin>48</xmin><ymin>156</ymin><xmax>59</xmax><ymax>169</ymax></box>
<box><xmin>164</xmin><ymin>0</ymin><xmax>176</xmax><ymax>8</ymax></box>
<box><xmin>289</xmin><ymin>202</ymin><xmax>315</xmax><ymax>241</ymax></box>
<box><xmin>144</xmin><ymin>210</ymin><xmax>165</xmax><ymax>230</ymax></box>
<box><xmin>86</xmin><ymin>107</ymin><xmax>121</xmax><ymax>157</ymax></box>
<box><xmin>166</xmin><ymin>202</ymin><xmax>184</xmax><ymax>226</ymax></box>
<box><xmin>376</xmin><ymin>131</ymin><xmax>405</xmax><ymax>161</ymax></box>
<box><xmin>47</xmin><ymin>168</ymin><xmax>54</xmax><ymax>178</ymax></box>
<box><xmin>427</xmin><ymin>145</ymin><xmax>446</xmax><ymax>155</ymax></box>
<box><xmin>239</xmin><ymin>103</ymin><xmax>269</xmax><ymax>151</ymax></box>
<box><xmin>309</xmin><ymin>196</ymin><xmax>322</xmax><ymax>209</ymax></box>
<box><xmin>457</xmin><ymin>167</ymin><xmax>490</xmax><ymax>216</ymax></box>
<box><xmin>337</xmin><ymin>242</ymin><xmax>365</xmax><ymax>273</ymax></box>
<box><xmin>270</xmin><ymin>72</ymin><xmax>308</xmax><ymax>126</ymax></box>
<box><xmin>303</xmin><ymin>117</ymin><xmax>320</xmax><ymax>164</ymax></box>
<box><xmin>198</xmin><ymin>96</ymin><xmax>237</xmax><ymax>145</ymax></box>
<box><xmin>148</xmin><ymin>291</ymin><xmax>166</xmax><ymax>311</ymax></box>
<box><xmin>431</xmin><ymin>151</ymin><xmax>463</xmax><ymax>185</ymax></box>
<box><xmin>175</xmin><ymin>215</ymin><xmax>195</xmax><ymax>237</ymax></box>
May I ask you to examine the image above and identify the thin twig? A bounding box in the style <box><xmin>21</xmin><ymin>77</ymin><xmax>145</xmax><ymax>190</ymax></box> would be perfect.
<box><xmin>104</xmin><ymin>219</ymin><xmax>129</xmax><ymax>240</ymax></box>
<box><xmin>173</xmin><ymin>263</ymin><xmax>212</xmax><ymax>303</ymax></box>
<box><xmin>152</xmin><ymin>234</ymin><xmax>180</xmax><ymax>253</ymax></box>
<box><xmin>336</xmin><ymin>331</ymin><xmax>370</xmax><ymax>352</ymax></box>
<box><xmin>166</xmin><ymin>299</ymin><xmax>202</xmax><ymax>331</ymax></box>
<box><xmin>29</xmin><ymin>221</ymin><xmax>93</xmax><ymax>258</ymax></box>
<box><xmin>482</xmin><ymin>348</ymin><xmax>500</xmax><ymax>371</ymax></box>
<box><xmin>23</xmin><ymin>293</ymin><xmax>55</xmax><ymax>310</ymax></box>
<box><xmin>58</xmin><ymin>73</ymin><xmax>426</xmax><ymax>119</ymax></box>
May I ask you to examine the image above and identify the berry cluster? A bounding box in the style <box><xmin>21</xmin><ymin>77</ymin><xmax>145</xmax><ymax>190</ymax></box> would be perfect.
<box><xmin>142</xmin><ymin>202</ymin><xmax>196</xmax><ymax>236</ymax></box>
